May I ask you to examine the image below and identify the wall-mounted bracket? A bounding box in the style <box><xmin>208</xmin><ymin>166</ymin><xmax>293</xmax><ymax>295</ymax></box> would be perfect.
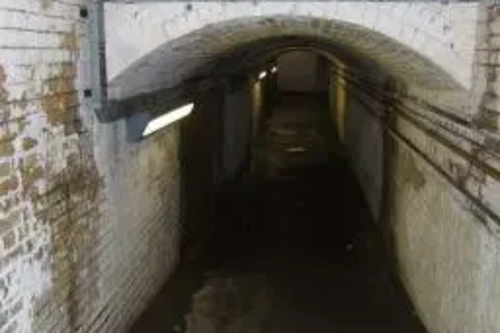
<box><xmin>87</xmin><ymin>0</ymin><xmax>108</xmax><ymax>122</ymax></box>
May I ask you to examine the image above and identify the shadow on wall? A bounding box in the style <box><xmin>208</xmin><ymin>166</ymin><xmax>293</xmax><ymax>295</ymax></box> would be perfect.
<box><xmin>129</xmin><ymin>75</ymin><xmax>260</xmax><ymax>333</ymax></box>
<box><xmin>178</xmin><ymin>86</ymin><xmax>225</xmax><ymax>259</ymax></box>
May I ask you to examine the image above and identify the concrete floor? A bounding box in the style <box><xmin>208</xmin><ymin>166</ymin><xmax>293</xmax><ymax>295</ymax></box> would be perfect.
<box><xmin>131</xmin><ymin>95</ymin><xmax>427</xmax><ymax>333</ymax></box>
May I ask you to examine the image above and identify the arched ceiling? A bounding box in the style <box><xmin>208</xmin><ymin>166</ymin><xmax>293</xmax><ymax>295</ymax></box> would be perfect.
<box><xmin>108</xmin><ymin>15</ymin><xmax>466</xmax><ymax>102</ymax></box>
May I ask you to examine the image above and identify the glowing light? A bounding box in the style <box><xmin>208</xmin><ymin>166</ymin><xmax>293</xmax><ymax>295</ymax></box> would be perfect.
<box><xmin>143</xmin><ymin>103</ymin><xmax>194</xmax><ymax>137</ymax></box>
<box><xmin>271</xmin><ymin>66</ymin><xmax>278</xmax><ymax>73</ymax></box>
<box><xmin>258</xmin><ymin>71</ymin><xmax>267</xmax><ymax>80</ymax></box>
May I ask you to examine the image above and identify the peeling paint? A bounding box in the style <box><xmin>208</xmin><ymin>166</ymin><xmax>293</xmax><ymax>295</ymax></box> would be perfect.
<box><xmin>16</xmin><ymin>92</ymin><xmax>29</xmax><ymax>112</ymax></box>
<box><xmin>40</xmin><ymin>30</ymin><xmax>79</xmax><ymax>132</ymax></box>
<box><xmin>0</xmin><ymin>141</ymin><xmax>15</xmax><ymax>157</ymax></box>
<box><xmin>0</xmin><ymin>162</ymin><xmax>10</xmax><ymax>178</ymax></box>
<box><xmin>0</xmin><ymin>2</ymin><xmax>493</xmax><ymax>333</ymax></box>
<box><xmin>61</xmin><ymin>62</ymin><xmax>77</xmax><ymax>78</ymax></box>
<box><xmin>0</xmin><ymin>176</ymin><xmax>19</xmax><ymax>196</ymax></box>
<box><xmin>0</xmin><ymin>64</ymin><xmax>9</xmax><ymax>111</ymax></box>
<box><xmin>61</xmin><ymin>26</ymin><xmax>79</xmax><ymax>52</ymax></box>
<box><xmin>50</xmin><ymin>155</ymin><xmax>102</xmax><ymax>331</ymax></box>
<box><xmin>29</xmin><ymin>131</ymin><xmax>103</xmax><ymax>332</ymax></box>
<box><xmin>20</xmin><ymin>164</ymin><xmax>43</xmax><ymax>195</ymax></box>
<box><xmin>41</xmin><ymin>73</ymin><xmax>78</xmax><ymax>130</ymax></box>
<box><xmin>0</xmin><ymin>4</ymin><xmax>108</xmax><ymax>333</ymax></box>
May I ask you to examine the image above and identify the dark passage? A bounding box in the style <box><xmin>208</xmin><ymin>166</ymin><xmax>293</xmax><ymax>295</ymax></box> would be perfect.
<box><xmin>131</xmin><ymin>95</ymin><xmax>426</xmax><ymax>333</ymax></box>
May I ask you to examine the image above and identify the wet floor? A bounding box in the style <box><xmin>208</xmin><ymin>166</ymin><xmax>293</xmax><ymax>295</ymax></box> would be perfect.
<box><xmin>131</xmin><ymin>95</ymin><xmax>427</xmax><ymax>333</ymax></box>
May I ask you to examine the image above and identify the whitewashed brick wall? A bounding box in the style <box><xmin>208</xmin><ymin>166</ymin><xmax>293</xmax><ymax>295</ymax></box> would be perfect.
<box><xmin>105</xmin><ymin>2</ymin><xmax>479</xmax><ymax>100</ymax></box>
<box><xmin>0</xmin><ymin>1</ymin><xmax>183</xmax><ymax>332</ymax></box>
<box><xmin>3</xmin><ymin>2</ymin><xmax>500</xmax><ymax>333</ymax></box>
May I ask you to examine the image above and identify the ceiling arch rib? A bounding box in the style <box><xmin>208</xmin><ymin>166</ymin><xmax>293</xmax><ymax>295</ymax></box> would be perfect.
<box><xmin>108</xmin><ymin>15</ymin><xmax>466</xmax><ymax>104</ymax></box>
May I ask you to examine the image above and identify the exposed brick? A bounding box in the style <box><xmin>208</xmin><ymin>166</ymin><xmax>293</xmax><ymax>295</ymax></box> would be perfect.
<box><xmin>0</xmin><ymin>2</ymin><xmax>495</xmax><ymax>333</ymax></box>
<box><xmin>0</xmin><ymin>176</ymin><xmax>19</xmax><ymax>197</ymax></box>
<box><xmin>0</xmin><ymin>141</ymin><xmax>15</xmax><ymax>158</ymax></box>
<box><xmin>0</xmin><ymin>163</ymin><xmax>11</xmax><ymax>178</ymax></box>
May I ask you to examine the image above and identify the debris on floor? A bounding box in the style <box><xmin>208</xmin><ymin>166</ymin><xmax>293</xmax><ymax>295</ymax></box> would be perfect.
<box><xmin>184</xmin><ymin>275</ymin><xmax>273</xmax><ymax>333</ymax></box>
<box><xmin>286</xmin><ymin>146</ymin><xmax>307</xmax><ymax>153</ymax></box>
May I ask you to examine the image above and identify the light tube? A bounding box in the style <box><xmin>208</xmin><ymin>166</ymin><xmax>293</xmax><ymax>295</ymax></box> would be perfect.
<box><xmin>143</xmin><ymin>103</ymin><xmax>194</xmax><ymax>137</ymax></box>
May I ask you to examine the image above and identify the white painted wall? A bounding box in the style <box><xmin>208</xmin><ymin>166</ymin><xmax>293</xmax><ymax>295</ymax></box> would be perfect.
<box><xmin>105</xmin><ymin>2</ymin><xmax>479</xmax><ymax>100</ymax></box>
<box><xmin>0</xmin><ymin>1</ymin><xmax>183</xmax><ymax>332</ymax></box>
<box><xmin>5</xmin><ymin>2</ymin><xmax>500</xmax><ymax>333</ymax></box>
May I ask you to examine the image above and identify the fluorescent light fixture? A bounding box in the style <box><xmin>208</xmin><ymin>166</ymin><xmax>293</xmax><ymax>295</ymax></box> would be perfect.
<box><xmin>271</xmin><ymin>66</ymin><xmax>278</xmax><ymax>73</ymax></box>
<box><xmin>143</xmin><ymin>103</ymin><xmax>194</xmax><ymax>137</ymax></box>
<box><xmin>258</xmin><ymin>71</ymin><xmax>267</xmax><ymax>80</ymax></box>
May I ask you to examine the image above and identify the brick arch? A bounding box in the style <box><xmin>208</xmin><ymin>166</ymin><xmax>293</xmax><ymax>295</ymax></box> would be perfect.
<box><xmin>106</xmin><ymin>2</ymin><xmax>478</xmax><ymax>101</ymax></box>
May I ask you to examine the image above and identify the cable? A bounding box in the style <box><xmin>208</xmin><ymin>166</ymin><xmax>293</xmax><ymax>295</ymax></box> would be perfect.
<box><xmin>335</xmin><ymin>76</ymin><xmax>500</xmax><ymax>230</ymax></box>
<box><xmin>329</xmin><ymin>65</ymin><xmax>500</xmax><ymax>168</ymax></box>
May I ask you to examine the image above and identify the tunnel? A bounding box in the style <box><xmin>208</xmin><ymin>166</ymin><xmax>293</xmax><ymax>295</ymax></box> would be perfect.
<box><xmin>124</xmin><ymin>44</ymin><xmax>428</xmax><ymax>332</ymax></box>
<box><xmin>2</xmin><ymin>2</ymin><xmax>500</xmax><ymax>333</ymax></box>
<box><xmin>103</xmin><ymin>12</ymin><xmax>477</xmax><ymax>333</ymax></box>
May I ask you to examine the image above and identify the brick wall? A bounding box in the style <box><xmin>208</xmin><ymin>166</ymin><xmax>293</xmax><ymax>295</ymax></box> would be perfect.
<box><xmin>384</xmin><ymin>4</ymin><xmax>500</xmax><ymax>332</ymax></box>
<box><xmin>103</xmin><ymin>3</ymin><xmax>495</xmax><ymax>332</ymax></box>
<box><xmin>382</xmin><ymin>89</ymin><xmax>500</xmax><ymax>333</ymax></box>
<box><xmin>341</xmin><ymin>63</ymin><xmax>387</xmax><ymax>221</ymax></box>
<box><xmin>0</xmin><ymin>1</ymin><xmax>183</xmax><ymax>332</ymax></box>
<box><xmin>1</xmin><ymin>2</ymin><xmax>498</xmax><ymax>333</ymax></box>
<box><xmin>105</xmin><ymin>2</ymin><xmax>478</xmax><ymax>101</ymax></box>
<box><xmin>337</xmin><ymin>11</ymin><xmax>500</xmax><ymax>329</ymax></box>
